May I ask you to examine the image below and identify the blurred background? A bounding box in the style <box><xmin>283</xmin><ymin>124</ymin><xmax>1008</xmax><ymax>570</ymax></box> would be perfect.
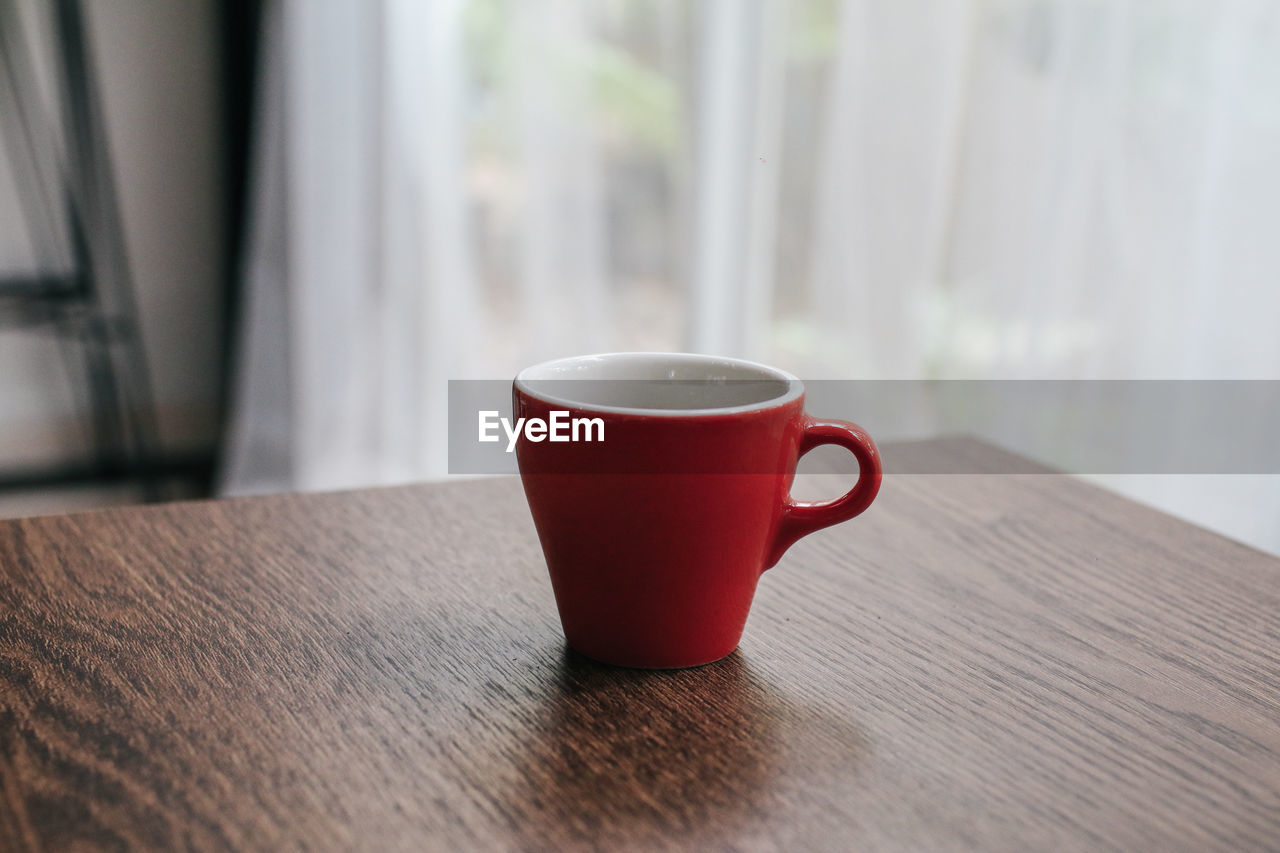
<box><xmin>1</xmin><ymin>0</ymin><xmax>1278</xmax><ymax>550</ymax></box>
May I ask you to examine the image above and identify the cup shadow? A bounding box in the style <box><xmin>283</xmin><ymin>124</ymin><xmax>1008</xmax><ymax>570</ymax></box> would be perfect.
<box><xmin>495</xmin><ymin>647</ymin><xmax>866</xmax><ymax>848</ymax></box>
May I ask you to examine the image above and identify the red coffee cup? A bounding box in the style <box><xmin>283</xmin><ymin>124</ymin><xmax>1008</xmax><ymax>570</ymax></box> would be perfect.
<box><xmin>514</xmin><ymin>352</ymin><xmax>881</xmax><ymax>668</ymax></box>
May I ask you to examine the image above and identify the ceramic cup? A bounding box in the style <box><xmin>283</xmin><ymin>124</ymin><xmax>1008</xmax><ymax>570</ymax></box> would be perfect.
<box><xmin>514</xmin><ymin>352</ymin><xmax>881</xmax><ymax>668</ymax></box>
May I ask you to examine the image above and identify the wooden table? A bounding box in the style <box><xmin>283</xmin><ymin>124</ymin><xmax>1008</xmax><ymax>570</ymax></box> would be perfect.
<box><xmin>2</xmin><ymin>438</ymin><xmax>1278</xmax><ymax>851</ymax></box>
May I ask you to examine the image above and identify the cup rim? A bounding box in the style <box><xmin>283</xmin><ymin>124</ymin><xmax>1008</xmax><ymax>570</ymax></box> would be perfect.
<box><xmin>514</xmin><ymin>352</ymin><xmax>804</xmax><ymax>417</ymax></box>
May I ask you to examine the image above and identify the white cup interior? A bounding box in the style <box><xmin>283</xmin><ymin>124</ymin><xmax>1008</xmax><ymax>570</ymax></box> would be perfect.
<box><xmin>515</xmin><ymin>352</ymin><xmax>802</xmax><ymax>415</ymax></box>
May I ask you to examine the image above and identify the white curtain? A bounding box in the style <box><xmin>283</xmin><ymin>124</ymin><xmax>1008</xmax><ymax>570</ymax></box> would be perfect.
<box><xmin>222</xmin><ymin>0</ymin><xmax>1280</xmax><ymax>550</ymax></box>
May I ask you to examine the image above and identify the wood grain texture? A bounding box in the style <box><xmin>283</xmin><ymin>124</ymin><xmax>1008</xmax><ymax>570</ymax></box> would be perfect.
<box><xmin>1</xmin><ymin>437</ymin><xmax>1278</xmax><ymax>851</ymax></box>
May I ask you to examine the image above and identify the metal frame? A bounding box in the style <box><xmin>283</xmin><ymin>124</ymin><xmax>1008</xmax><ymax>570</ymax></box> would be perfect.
<box><xmin>0</xmin><ymin>0</ymin><xmax>205</xmax><ymax>498</ymax></box>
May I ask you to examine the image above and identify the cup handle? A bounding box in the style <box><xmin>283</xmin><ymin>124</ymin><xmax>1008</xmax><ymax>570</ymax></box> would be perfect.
<box><xmin>765</xmin><ymin>418</ymin><xmax>882</xmax><ymax>569</ymax></box>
